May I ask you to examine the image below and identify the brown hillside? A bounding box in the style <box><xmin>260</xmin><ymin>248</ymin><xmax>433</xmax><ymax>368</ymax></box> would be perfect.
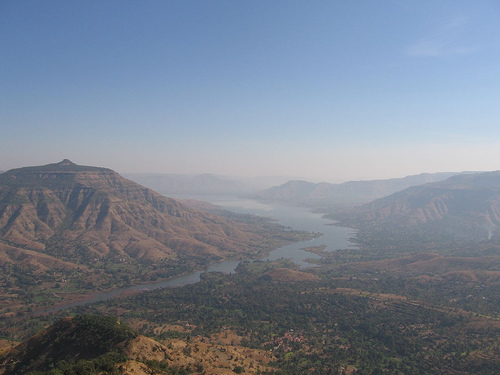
<box><xmin>334</xmin><ymin>171</ymin><xmax>500</xmax><ymax>243</ymax></box>
<box><xmin>0</xmin><ymin>160</ymin><xmax>270</xmax><ymax>267</ymax></box>
<box><xmin>0</xmin><ymin>316</ymin><xmax>274</xmax><ymax>375</ymax></box>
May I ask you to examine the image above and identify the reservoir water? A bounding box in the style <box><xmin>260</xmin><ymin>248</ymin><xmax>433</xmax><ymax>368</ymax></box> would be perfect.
<box><xmin>196</xmin><ymin>196</ymin><xmax>357</xmax><ymax>268</ymax></box>
<box><xmin>44</xmin><ymin>196</ymin><xmax>356</xmax><ymax>312</ymax></box>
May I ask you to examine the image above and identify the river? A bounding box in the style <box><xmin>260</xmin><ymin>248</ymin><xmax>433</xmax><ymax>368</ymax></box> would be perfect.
<box><xmin>197</xmin><ymin>196</ymin><xmax>357</xmax><ymax>268</ymax></box>
<box><xmin>44</xmin><ymin>196</ymin><xmax>356</xmax><ymax>312</ymax></box>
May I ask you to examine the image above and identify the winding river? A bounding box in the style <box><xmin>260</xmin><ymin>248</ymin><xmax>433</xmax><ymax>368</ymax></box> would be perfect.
<box><xmin>45</xmin><ymin>196</ymin><xmax>356</xmax><ymax>312</ymax></box>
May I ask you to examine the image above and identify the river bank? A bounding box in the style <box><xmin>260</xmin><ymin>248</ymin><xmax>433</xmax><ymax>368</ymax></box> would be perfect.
<box><xmin>35</xmin><ymin>196</ymin><xmax>357</xmax><ymax>314</ymax></box>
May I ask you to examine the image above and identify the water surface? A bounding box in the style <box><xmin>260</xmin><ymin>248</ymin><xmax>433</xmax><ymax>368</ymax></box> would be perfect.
<box><xmin>184</xmin><ymin>195</ymin><xmax>357</xmax><ymax>268</ymax></box>
<box><xmin>44</xmin><ymin>196</ymin><xmax>356</xmax><ymax>312</ymax></box>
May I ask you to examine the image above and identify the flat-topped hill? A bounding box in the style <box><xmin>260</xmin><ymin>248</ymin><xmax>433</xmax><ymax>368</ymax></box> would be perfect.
<box><xmin>0</xmin><ymin>161</ymin><xmax>302</xmax><ymax>317</ymax></box>
<box><xmin>0</xmin><ymin>160</ymin><xmax>267</xmax><ymax>263</ymax></box>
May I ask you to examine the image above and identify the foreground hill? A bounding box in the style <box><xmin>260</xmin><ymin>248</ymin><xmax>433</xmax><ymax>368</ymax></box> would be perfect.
<box><xmin>255</xmin><ymin>172</ymin><xmax>464</xmax><ymax>208</ymax></box>
<box><xmin>333</xmin><ymin>171</ymin><xmax>500</xmax><ymax>246</ymax></box>
<box><xmin>0</xmin><ymin>315</ymin><xmax>136</xmax><ymax>374</ymax></box>
<box><xmin>0</xmin><ymin>315</ymin><xmax>274</xmax><ymax>375</ymax></box>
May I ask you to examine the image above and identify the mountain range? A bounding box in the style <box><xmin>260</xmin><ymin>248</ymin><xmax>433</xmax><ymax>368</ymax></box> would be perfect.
<box><xmin>0</xmin><ymin>160</ymin><xmax>302</xmax><ymax>315</ymax></box>
<box><xmin>123</xmin><ymin>173</ymin><xmax>250</xmax><ymax>196</ymax></box>
<box><xmin>332</xmin><ymin>171</ymin><xmax>500</xmax><ymax>244</ymax></box>
<box><xmin>0</xmin><ymin>160</ymin><xmax>271</xmax><ymax>266</ymax></box>
<box><xmin>123</xmin><ymin>173</ymin><xmax>294</xmax><ymax>196</ymax></box>
<box><xmin>2</xmin><ymin>164</ymin><xmax>500</xmax><ymax>374</ymax></box>
<box><xmin>254</xmin><ymin>172</ymin><xmax>469</xmax><ymax>208</ymax></box>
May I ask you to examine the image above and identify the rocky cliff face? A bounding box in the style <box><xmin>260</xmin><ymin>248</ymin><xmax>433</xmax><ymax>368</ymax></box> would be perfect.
<box><xmin>0</xmin><ymin>160</ymin><xmax>261</xmax><ymax>268</ymax></box>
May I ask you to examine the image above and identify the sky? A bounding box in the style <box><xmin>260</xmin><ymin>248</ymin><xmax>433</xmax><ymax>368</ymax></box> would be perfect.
<box><xmin>1</xmin><ymin>1</ymin><xmax>500</xmax><ymax>182</ymax></box>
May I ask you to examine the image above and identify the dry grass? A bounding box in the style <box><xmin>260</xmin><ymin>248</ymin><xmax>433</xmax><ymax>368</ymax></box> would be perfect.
<box><xmin>122</xmin><ymin>333</ymin><xmax>275</xmax><ymax>375</ymax></box>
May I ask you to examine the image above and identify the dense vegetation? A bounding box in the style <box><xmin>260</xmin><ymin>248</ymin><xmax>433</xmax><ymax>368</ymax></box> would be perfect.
<box><xmin>66</xmin><ymin>261</ymin><xmax>500</xmax><ymax>374</ymax></box>
<box><xmin>1</xmin><ymin>315</ymin><xmax>136</xmax><ymax>375</ymax></box>
<box><xmin>3</xmin><ymin>207</ymin><xmax>500</xmax><ymax>374</ymax></box>
<box><xmin>0</xmin><ymin>204</ymin><xmax>314</xmax><ymax>338</ymax></box>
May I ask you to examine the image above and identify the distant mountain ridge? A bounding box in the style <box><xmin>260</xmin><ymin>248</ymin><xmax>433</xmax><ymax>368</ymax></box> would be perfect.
<box><xmin>333</xmin><ymin>171</ymin><xmax>500</xmax><ymax>243</ymax></box>
<box><xmin>123</xmin><ymin>173</ymin><xmax>295</xmax><ymax>196</ymax></box>
<box><xmin>124</xmin><ymin>172</ymin><xmax>250</xmax><ymax>195</ymax></box>
<box><xmin>255</xmin><ymin>172</ymin><xmax>467</xmax><ymax>208</ymax></box>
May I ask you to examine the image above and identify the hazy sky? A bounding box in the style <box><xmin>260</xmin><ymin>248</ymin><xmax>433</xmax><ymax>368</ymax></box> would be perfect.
<box><xmin>2</xmin><ymin>1</ymin><xmax>500</xmax><ymax>182</ymax></box>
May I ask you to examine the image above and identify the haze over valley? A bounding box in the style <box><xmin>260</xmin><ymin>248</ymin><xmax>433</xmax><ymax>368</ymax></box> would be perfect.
<box><xmin>2</xmin><ymin>1</ymin><xmax>500</xmax><ymax>374</ymax></box>
<box><xmin>2</xmin><ymin>160</ymin><xmax>500</xmax><ymax>374</ymax></box>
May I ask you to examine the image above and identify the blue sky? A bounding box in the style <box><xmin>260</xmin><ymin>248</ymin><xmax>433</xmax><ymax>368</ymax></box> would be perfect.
<box><xmin>1</xmin><ymin>1</ymin><xmax>500</xmax><ymax>182</ymax></box>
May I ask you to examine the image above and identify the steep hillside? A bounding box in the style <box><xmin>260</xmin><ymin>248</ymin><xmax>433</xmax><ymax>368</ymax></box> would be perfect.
<box><xmin>0</xmin><ymin>160</ymin><xmax>272</xmax><ymax>265</ymax></box>
<box><xmin>255</xmin><ymin>172</ymin><xmax>465</xmax><ymax>208</ymax></box>
<box><xmin>333</xmin><ymin>171</ymin><xmax>500</xmax><ymax>244</ymax></box>
<box><xmin>0</xmin><ymin>161</ymin><xmax>305</xmax><ymax>317</ymax></box>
